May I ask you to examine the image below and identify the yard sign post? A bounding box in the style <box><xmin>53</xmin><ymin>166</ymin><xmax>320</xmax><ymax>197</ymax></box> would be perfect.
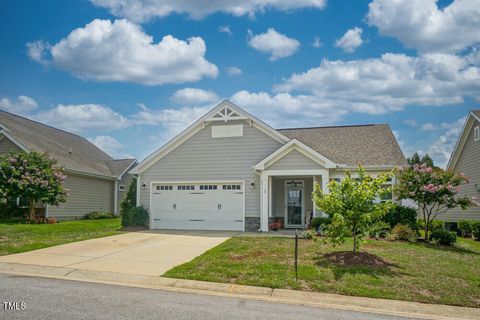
<box><xmin>294</xmin><ymin>229</ymin><xmax>298</xmax><ymax>281</ymax></box>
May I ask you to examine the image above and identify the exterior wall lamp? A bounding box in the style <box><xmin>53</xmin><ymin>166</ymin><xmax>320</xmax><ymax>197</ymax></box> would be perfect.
<box><xmin>250</xmin><ymin>181</ymin><xmax>255</xmax><ymax>189</ymax></box>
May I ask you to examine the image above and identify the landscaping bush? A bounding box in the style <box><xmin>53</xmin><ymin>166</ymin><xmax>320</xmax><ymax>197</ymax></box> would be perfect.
<box><xmin>121</xmin><ymin>206</ymin><xmax>148</xmax><ymax>227</ymax></box>
<box><xmin>458</xmin><ymin>220</ymin><xmax>473</xmax><ymax>237</ymax></box>
<box><xmin>430</xmin><ymin>229</ymin><xmax>457</xmax><ymax>245</ymax></box>
<box><xmin>120</xmin><ymin>178</ymin><xmax>136</xmax><ymax>217</ymax></box>
<box><xmin>389</xmin><ymin>224</ymin><xmax>417</xmax><ymax>241</ymax></box>
<box><xmin>472</xmin><ymin>221</ymin><xmax>480</xmax><ymax>239</ymax></box>
<box><xmin>310</xmin><ymin>216</ymin><xmax>331</xmax><ymax>230</ymax></box>
<box><xmin>418</xmin><ymin>219</ymin><xmax>444</xmax><ymax>235</ymax></box>
<box><xmin>368</xmin><ymin>221</ymin><xmax>390</xmax><ymax>239</ymax></box>
<box><xmin>84</xmin><ymin>211</ymin><xmax>115</xmax><ymax>220</ymax></box>
<box><xmin>383</xmin><ymin>205</ymin><xmax>418</xmax><ymax>230</ymax></box>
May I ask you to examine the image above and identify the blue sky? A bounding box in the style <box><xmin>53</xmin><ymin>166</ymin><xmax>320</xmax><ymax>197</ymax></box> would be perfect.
<box><xmin>0</xmin><ymin>0</ymin><xmax>479</xmax><ymax>167</ymax></box>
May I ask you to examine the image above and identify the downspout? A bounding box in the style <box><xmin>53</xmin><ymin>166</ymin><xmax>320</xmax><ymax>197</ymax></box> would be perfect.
<box><xmin>114</xmin><ymin>180</ymin><xmax>118</xmax><ymax>215</ymax></box>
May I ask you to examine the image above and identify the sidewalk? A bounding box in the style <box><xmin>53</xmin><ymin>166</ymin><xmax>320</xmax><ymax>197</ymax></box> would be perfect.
<box><xmin>0</xmin><ymin>261</ymin><xmax>478</xmax><ymax>320</ymax></box>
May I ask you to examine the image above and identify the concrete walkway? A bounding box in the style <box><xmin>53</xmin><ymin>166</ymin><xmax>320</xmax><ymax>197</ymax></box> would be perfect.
<box><xmin>0</xmin><ymin>262</ymin><xmax>478</xmax><ymax>320</ymax></box>
<box><xmin>0</xmin><ymin>230</ymin><xmax>233</xmax><ymax>276</ymax></box>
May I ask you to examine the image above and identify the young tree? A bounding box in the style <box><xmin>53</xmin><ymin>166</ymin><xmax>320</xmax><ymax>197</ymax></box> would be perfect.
<box><xmin>313</xmin><ymin>166</ymin><xmax>394</xmax><ymax>253</ymax></box>
<box><xmin>0</xmin><ymin>152</ymin><xmax>67</xmax><ymax>220</ymax></box>
<box><xmin>407</xmin><ymin>153</ymin><xmax>436</xmax><ymax>168</ymax></box>
<box><xmin>407</xmin><ymin>152</ymin><xmax>421</xmax><ymax>166</ymax></box>
<box><xmin>394</xmin><ymin>163</ymin><xmax>470</xmax><ymax>240</ymax></box>
<box><xmin>120</xmin><ymin>177</ymin><xmax>137</xmax><ymax>216</ymax></box>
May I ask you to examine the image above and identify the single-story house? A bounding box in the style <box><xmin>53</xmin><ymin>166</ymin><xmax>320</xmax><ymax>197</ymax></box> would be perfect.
<box><xmin>0</xmin><ymin>110</ymin><xmax>137</xmax><ymax>219</ymax></box>
<box><xmin>444</xmin><ymin>110</ymin><xmax>480</xmax><ymax>221</ymax></box>
<box><xmin>131</xmin><ymin>100</ymin><xmax>407</xmax><ymax>231</ymax></box>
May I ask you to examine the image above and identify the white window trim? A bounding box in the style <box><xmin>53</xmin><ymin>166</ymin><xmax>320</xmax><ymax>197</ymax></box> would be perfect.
<box><xmin>118</xmin><ymin>185</ymin><xmax>126</xmax><ymax>191</ymax></box>
<box><xmin>474</xmin><ymin>125</ymin><xmax>480</xmax><ymax>142</ymax></box>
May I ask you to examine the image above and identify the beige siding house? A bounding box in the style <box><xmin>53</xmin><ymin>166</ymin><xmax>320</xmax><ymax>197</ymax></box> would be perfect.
<box><xmin>0</xmin><ymin>110</ymin><xmax>137</xmax><ymax>219</ymax></box>
<box><xmin>131</xmin><ymin>100</ymin><xmax>407</xmax><ymax>231</ymax></box>
<box><xmin>445</xmin><ymin>110</ymin><xmax>480</xmax><ymax>221</ymax></box>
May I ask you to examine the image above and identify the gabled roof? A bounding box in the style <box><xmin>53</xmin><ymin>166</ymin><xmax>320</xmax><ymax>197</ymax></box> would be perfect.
<box><xmin>446</xmin><ymin>110</ymin><xmax>480</xmax><ymax>170</ymax></box>
<box><xmin>0</xmin><ymin>110</ymin><xmax>135</xmax><ymax>178</ymax></box>
<box><xmin>254</xmin><ymin>139</ymin><xmax>337</xmax><ymax>170</ymax></box>
<box><xmin>278</xmin><ymin>124</ymin><xmax>407</xmax><ymax>167</ymax></box>
<box><xmin>131</xmin><ymin>100</ymin><xmax>290</xmax><ymax>174</ymax></box>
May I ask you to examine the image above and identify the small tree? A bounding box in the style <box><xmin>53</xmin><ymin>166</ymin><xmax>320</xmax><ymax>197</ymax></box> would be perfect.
<box><xmin>313</xmin><ymin>166</ymin><xmax>394</xmax><ymax>253</ymax></box>
<box><xmin>120</xmin><ymin>177</ymin><xmax>136</xmax><ymax>217</ymax></box>
<box><xmin>0</xmin><ymin>152</ymin><xmax>67</xmax><ymax>220</ymax></box>
<box><xmin>407</xmin><ymin>152</ymin><xmax>435</xmax><ymax>168</ymax></box>
<box><xmin>394</xmin><ymin>163</ymin><xmax>470</xmax><ymax>240</ymax></box>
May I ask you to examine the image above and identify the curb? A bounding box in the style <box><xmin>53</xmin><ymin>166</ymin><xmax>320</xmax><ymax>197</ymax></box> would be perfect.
<box><xmin>0</xmin><ymin>262</ymin><xmax>478</xmax><ymax>320</ymax></box>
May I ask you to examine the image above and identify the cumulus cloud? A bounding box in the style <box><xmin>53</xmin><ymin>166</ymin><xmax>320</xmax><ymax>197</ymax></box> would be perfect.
<box><xmin>274</xmin><ymin>53</ymin><xmax>480</xmax><ymax>114</ymax></box>
<box><xmin>88</xmin><ymin>135</ymin><xmax>133</xmax><ymax>158</ymax></box>
<box><xmin>218</xmin><ymin>25</ymin><xmax>232</xmax><ymax>35</ymax></box>
<box><xmin>90</xmin><ymin>0</ymin><xmax>326</xmax><ymax>22</ymax></box>
<box><xmin>312</xmin><ymin>36</ymin><xmax>322</xmax><ymax>48</ymax></box>
<box><xmin>334</xmin><ymin>27</ymin><xmax>363</xmax><ymax>53</ymax></box>
<box><xmin>226</xmin><ymin>66</ymin><xmax>242</xmax><ymax>76</ymax></box>
<box><xmin>426</xmin><ymin>117</ymin><xmax>466</xmax><ymax>168</ymax></box>
<box><xmin>27</xmin><ymin>19</ymin><xmax>218</xmax><ymax>85</ymax></box>
<box><xmin>248</xmin><ymin>28</ymin><xmax>300</xmax><ymax>61</ymax></box>
<box><xmin>33</xmin><ymin>104</ymin><xmax>130</xmax><ymax>132</ymax></box>
<box><xmin>0</xmin><ymin>96</ymin><xmax>38</xmax><ymax>115</ymax></box>
<box><xmin>367</xmin><ymin>0</ymin><xmax>480</xmax><ymax>53</ymax></box>
<box><xmin>170</xmin><ymin>88</ymin><xmax>220</xmax><ymax>105</ymax></box>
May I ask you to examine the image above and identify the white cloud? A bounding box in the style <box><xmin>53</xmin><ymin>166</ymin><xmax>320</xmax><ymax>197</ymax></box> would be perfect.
<box><xmin>218</xmin><ymin>25</ymin><xmax>232</xmax><ymax>35</ymax></box>
<box><xmin>0</xmin><ymin>96</ymin><xmax>38</xmax><ymax>115</ymax></box>
<box><xmin>248</xmin><ymin>28</ymin><xmax>300</xmax><ymax>61</ymax></box>
<box><xmin>170</xmin><ymin>88</ymin><xmax>220</xmax><ymax>105</ymax></box>
<box><xmin>34</xmin><ymin>104</ymin><xmax>130</xmax><ymax>132</ymax></box>
<box><xmin>90</xmin><ymin>0</ymin><xmax>326</xmax><ymax>22</ymax></box>
<box><xmin>226</xmin><ymin>66</ymin><xmax>242</xmax><ymax>76</ymax></box>
<box><xmin>426</xmin><ymin>117</ymin><xmax>466</xmax><ymax>168</ymax></box>
<box><xmin>367</xmin><ymin>0</ymin><xmax>480</xmax><ymax>53</ymax></box>
<box><xmin>88</xmin><ymin>135</ymin><xmax>133</xmax><ymax>158</ymax></box>
<box><xmin>312</xmin><ymin>36</ymin><xmax>322</xmax><ymax>48</ymax></box>
<box><xmin>274</xmin><ymin>53</ymin><xmax>480</xmax><ymax>114</ymax></box>
<box><xmin>334</xmin><ymin>27</ymin><xmax>363</xmax><ymax>53</ymax></box>
<box><xmin>419</xmin><ymin>123</ymin><xmax>436</xmax><ymax>131</ymax></box>
<box><xmin>27</xmin><ymin>19</ymin><xmax>218</xmax><ymax>85</ymax></box>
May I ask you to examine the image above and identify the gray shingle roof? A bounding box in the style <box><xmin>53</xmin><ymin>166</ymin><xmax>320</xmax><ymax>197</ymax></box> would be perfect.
<box><xmin>472</xmin><ymin>110</ymin><xmax>480</xmax><ymax>118</ymax></box>
<box><xmin>278</xmin><ymin>124</ymin><xmax>407</xmax><ymax>166</ymax></box>
<box><xmin>0</xmin><ymin>110</ymin><xmax>135</xmax><ymax>177</ymax></box>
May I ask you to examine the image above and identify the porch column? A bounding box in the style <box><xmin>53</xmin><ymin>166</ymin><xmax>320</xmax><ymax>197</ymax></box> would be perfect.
<box><xmin>312</xmin><ymin>175</ymin><xmax>317</xmax><ymax>217</ymax></box>
<box><xmin>260</xmin><ymin>173</ymin><xmax>269</xmax><ymax>232</ymax></box>
<box><xmin>320</xmin><ymin>171</ymin><xmax>329</xmax><ymax>217</ymax></box>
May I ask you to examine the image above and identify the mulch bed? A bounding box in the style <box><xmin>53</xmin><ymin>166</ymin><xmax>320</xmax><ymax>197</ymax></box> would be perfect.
<box><xmin>324</xmin><ymin>251</ymin><xmax>392</xmax><ymax>267</ymax></box>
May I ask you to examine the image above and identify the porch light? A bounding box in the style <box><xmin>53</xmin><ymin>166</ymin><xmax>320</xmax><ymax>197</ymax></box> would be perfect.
<box><xmin>250</xmin><ymin>181</ymin><xmax>255</xmax><ymax>189</ymax></box>
<box><xmin>142</xmin><ymin>183</ymin><xmax>146</xmax><ymax>188</ymax></box>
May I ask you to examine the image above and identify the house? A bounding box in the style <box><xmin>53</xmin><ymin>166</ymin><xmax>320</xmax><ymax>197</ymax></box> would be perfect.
<box><xmin>131</xmin><ymin>100</ymin><xmax>407</xmax><ymax>231</ymax></box>
<box><xmin>444</xmin><ymin>110</ymin><xmax>480</xmax><ymax>222</ymax></box>
<box><xmin>0</xmin><ymin>110</ymin><xmax>137</xmax><ymax>219</ymax></box>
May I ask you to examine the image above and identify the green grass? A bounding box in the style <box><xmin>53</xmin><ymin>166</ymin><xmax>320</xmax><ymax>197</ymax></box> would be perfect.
<box><xmin>0</xmin><ymin>218</ymin><xmax>122</xmax><ymax>255</ymax></box>
<box><xmin>164</xmin><ymin>236</ymin><xmax>480</xmax><ymax>308</ymax></box>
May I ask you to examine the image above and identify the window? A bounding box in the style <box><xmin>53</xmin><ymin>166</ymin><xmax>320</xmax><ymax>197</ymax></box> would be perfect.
<box><xmin>380</xmin><ymin>184</ymin><xmax>393</xmax><ymax>203</ymax></box>
<box><xmin>156</xmin><ymin>185</ymin><xmax>173</xmax><ymax>191</ymax></box>
<box><xmin>222</xmin><ymin>184</ymin><xmax>241</xmax><ymax>190</ymax></box>
<box><xmin>177</xmin><ymin>185</ymin><xmax>195</xmax><ymax>191</ymax></box>
<box><xmin>118</xmin><ymin>185</ymin><xmax>125</xmax><ymax>191</ymax></box>
<box><xmin>200</xmin><ymin>185</ymin><xmax>218</xmax><ymax>190</ymax></box>
<box><xmin>475</xmin><ymin>125</ymin><xmax>479</xmax><ymax>142</ymax></box>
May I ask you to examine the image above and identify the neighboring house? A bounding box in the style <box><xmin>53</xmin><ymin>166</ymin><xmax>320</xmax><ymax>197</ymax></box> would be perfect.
<box><xmin>0</xmin><ymin>110</ymin><xmax>137</xmax><ymax>219</ymax></box>
<box><xmin>444</xmin><ymin>110</ymin><xmax>480</xmax><ymax>222</ymax></box>
<box><xmin>131</xmin><ymin>100</ymin><xmax>407</xmax><ymax>231</ymax></box>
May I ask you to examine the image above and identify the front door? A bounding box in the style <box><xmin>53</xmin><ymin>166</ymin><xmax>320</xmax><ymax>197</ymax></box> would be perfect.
<box><xmin>285</xmin><ymin>181</ymin><xmax>304</xmax><ymax>228</ymax></box>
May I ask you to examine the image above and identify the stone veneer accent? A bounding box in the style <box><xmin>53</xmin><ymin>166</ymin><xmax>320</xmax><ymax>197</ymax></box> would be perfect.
<box><xmin>245</xmin><ymin>217</ymin><xmax>260</xmax><ymax>231</ymax></box>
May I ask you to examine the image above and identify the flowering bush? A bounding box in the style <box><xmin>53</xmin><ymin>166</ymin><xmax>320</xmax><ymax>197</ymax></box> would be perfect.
<box><xmin>395</xmin><ymin>163</ymin><xmax>470</xmax><ymax>240</ymax></box>
<box><xmin>0</xmin><ymin>152</ymin><xmax>67</xmax><ymax>220</ymax></box>
<box><xmin>24</xmin><ymin>216</ymin><xmax>57</xmax><ymax>224</ymax></box>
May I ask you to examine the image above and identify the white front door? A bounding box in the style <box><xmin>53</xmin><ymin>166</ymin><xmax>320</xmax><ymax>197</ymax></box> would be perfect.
<box><xmin>150</xmin><ymin>182</ymin><xmax>244</xmax><ymax>231</ymax></box>
<box><xmin>285</xmin><ymin>180</ymin><xmax>304</xmax><ymax>228</ymax></box>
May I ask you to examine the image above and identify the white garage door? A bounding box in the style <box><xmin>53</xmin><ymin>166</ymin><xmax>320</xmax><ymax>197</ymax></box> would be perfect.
<box><xmin>150</xmin><ymin>182</ymin><xmax>244</xmax><ymax>231</ymax></box>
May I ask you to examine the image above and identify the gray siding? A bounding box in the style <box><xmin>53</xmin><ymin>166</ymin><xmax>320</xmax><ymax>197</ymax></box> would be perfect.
<box><xmin>139</xmin><ymin>121</ymin><xmax>283</xmax><ymax>217</ymax></box>
<box><xmin>272</xmin><ymin>177</ymin><xmax>313</xmax><ymax>218</ymax></box>
<box><xmin>48</xmin><ymin>173</ymin><xmax>114</xmax><ymax>219</ymax></box>
<box><xmin>267</xmin><ymin>150</ymin><xmax>323</xmax><ymax>170</ymax></box>
<box><xmin>443</xmin><ymin>118</ymin><xmax>480</xmax><ymax>221</ymax></box>
<box><xmin>116</xmin><ymin>171</ymin><xmax>134</xmax><ymax>214</ymax></box>
<box><xmin>0</xmin><ymin>136</ymin><xmax>21</xmax><ymax>154</ymax></box>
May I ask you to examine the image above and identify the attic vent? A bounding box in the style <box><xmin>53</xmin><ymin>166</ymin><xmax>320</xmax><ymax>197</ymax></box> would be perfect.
<box><xmin>212</xmin><ymin>125</ymin><xmax>243</xmax><ymax>138</ymax></box>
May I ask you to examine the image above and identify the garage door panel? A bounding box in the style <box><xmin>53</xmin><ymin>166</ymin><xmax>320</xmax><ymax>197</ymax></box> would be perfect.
<box><xmin>151</xmin><ymin>183</ymin><xmax>244</xmax><ymax>231</ymax></box>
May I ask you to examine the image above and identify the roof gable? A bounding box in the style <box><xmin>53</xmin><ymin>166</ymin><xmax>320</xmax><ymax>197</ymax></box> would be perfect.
<box><xmin>447</xmin><ymin>110</ymin><xmax>480</xmax><ymax>170</ymax></box>
<box><xmin>132</xmin><ymin>100</ymin><xmax>290</xmax><ymax>174</ymax></box>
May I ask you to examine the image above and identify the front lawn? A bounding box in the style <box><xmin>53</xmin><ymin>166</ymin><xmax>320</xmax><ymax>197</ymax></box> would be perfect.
<box><xmin>164</xmin><ymin>236</ymin><xmax>480</xmax><ymax>308</ymax></box>
<box><xmin>0</xmin><ymin>218</ymin><xmax>122</xmax><ymax>255</ymax></box>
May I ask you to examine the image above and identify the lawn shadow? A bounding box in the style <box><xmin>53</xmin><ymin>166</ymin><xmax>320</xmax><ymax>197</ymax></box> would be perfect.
<box><xmin>408</xmin><ymin>240</ymin><xmax>480</xmax><ymax>255</ymax></box>
<box><xmin>314</xmin><ymin>251</ymin><xmax>401</xmax><ymax>281</ymax></box>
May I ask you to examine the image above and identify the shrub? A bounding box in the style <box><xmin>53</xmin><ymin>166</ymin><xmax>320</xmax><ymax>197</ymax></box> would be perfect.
<box><xmin>369</xmin><ymin>221</ymin><xmax>390</xmax><ymax>239</ymax></box>
<box><xmin>383</xmin><ymin>205</ymin><xmax>418</xmax><ymax>230</ymax></box>
<box><xmin>418</xmin><ymin>219</ymin><xmax>444</xmax><ymax>235</ymax></box>
<box><xmin>471</xmin><ymin>221</ymin><xmax>480</xmax><ymax>239</ymax></box>
<box><xmin>310</xmin><ymin>216</ymin><xmax>331</xmax><ymax>230</ymax></box>
<box><xmin>24</xmin><ymin>217</ymin><xmax>57</xmax><ymax>224</ymax></box>
<box><xmin>430</xmin><ymin>229</ymin><xmax>457</xmax><ymax>245</ymax></box>
<box><xmin>121</xmin><ymin>206</ymin><xmax>148</xmax><ymax>227</ymax></box>
<box><xmin>84</xmin><ymin>211</ymin><xmax>115</xmax><ymax>220</ymax></box>
<box><xmin>458</xmin><ymin>220</ymin><xmax>473</xmax><ymax>237</ymax></box>
<box><xmin>120</xmin><ymin>178</ymin><xmax>136</xmax><ymax>217</ymax></box>
<box><xmin>389</xmin><ymin>224</ymin><xmax>417</xmax><ymax>241</ymax></box>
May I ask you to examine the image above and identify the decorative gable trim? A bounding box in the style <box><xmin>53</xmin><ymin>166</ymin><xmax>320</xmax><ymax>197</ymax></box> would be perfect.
<box><xmin>131</xmin><ymin>100</ymin><xmax>290</xmax><ymax>174</ymax></box>
<box><xmin>446</xmin><ymin>111</ymin><xmax>479</xmax><ymax>170</ymax></box>
<box><xmin>0</xmin><ymin>130</ymin><xmax>30</xmax><ymax>153</ymax></box>
<box><xmin>254</xmin><ymin>139</ymin><xmax>337</xmax><ymax>171</ymax></box>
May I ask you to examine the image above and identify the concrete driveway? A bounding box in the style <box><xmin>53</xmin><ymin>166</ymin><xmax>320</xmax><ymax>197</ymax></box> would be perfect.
<box><xmin>0</xmin><ymin>230</ymin><xmax>234</xmax><ymax>276</ymax></box>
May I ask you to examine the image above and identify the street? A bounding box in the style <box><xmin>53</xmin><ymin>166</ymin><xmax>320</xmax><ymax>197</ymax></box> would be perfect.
<box><xmin>0</xmin><ymin>273</ymin><xmax>419</xmax><ymax>320</ymax></box>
